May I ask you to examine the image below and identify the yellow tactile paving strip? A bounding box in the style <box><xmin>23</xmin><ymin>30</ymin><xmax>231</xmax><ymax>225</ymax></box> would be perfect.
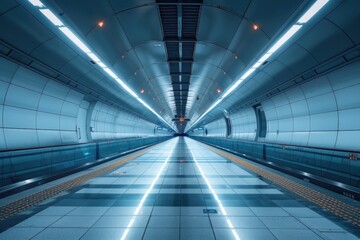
<box><xmin>0</xmin><ymin>144</ymin><xmax>158</xmax><ymax>221</ymax></box>
<box><xmin>203</xmin><ymin>143</ymin><xmax>360</xmax><ymax>227</ymax></box>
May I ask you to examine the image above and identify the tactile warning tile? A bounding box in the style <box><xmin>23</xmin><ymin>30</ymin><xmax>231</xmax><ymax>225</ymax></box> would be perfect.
<box><xmin>0</xmin><ymin>145</ymin><xmax>157</xmax><ymax>221</ymax></box>
<box><xmin>205</xmin><ymin>144</ymin><xmax>360</xmax><ymax>227</ymax></box>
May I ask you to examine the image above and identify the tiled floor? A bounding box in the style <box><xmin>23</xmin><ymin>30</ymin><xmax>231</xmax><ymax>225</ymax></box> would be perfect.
<box><xmin>0</xmin><ymin>137</ymin><xmax>358</xmax><ymax>240</ymax></box>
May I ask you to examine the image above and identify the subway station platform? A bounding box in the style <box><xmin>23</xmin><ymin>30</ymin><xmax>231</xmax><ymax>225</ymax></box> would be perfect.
<box><xmin>0</xmin><ymin>137</ymin><xmax>359</xmax><ymax>240</ymax></box>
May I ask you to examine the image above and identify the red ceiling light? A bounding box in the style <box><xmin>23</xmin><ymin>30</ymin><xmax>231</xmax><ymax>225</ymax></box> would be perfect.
<box><xmin>252</xmin><ymin>24</ymin><xmax>259</xmax><ymax>30</ymax></box>
<box><xmin>97</xmin><ymin>21</ymin><xmax>104</xmax><ymax>28</ymax></box>
<box><xmin>140</xmin><ymin>89</ymin><xmax>145</xmax><ymax>94</ymax></box>
<box><xmin>179</xmin><ymin>118</ymin><xmax>186</xmax><ymax>122</ymax></box>
<box><xmin>217</xmin><ymin>88</ymin><xmax>221</xmax><ymax>94</ymax></box>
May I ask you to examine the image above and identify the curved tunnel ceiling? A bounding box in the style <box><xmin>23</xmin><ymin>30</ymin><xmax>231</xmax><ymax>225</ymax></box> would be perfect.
<box><xmin>1</xmin><ymin>0</ymin><xmax>355</xmax><ymax>133</ymax></box>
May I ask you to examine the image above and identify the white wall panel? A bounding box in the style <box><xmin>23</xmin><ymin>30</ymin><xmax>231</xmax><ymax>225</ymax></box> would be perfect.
<box><xmin>291</xmin><ymin>132</ymin><xmax>309</xmax><ymax>146</ymax></box>
<box><xmin>4</xmin><ymin>129</ymin><xmax>39</xmax><ymax>149</ymax></box>
<box><xmin>0</xmin><ymin>105</ymin><xmax>3</xmax><ymax>127</ymax></box>
<box><xmin>11</xmin><ymin>67</ymin><xmax>47</xmax><ymax>92</ymax></box>
<box><xmin>61</xmin><ymin>101</ymin><xmax>79</xmax><ymax>117</ymax></box>
<box><xmin>293</xmin><ymin>115</ymin><xmax>310</xmax><ymax>131</ymax></box>
<box><xmin>276</xmin><ymin>104</ymin><xmax>292</xmax><ymax>119</ymax></box>
<box><xmin>278</xmin><ymin>118</ymin><xmax>293</xmax><ymax>132</ymax></box>
<box><xmin>290</xmin><ymin>100</ymin><xmax>309</xmax><ymax>116</ymax></box>
<box><xmin>43</xmin><ymin>81</ymin><xmax>69</xmax><ymax>99</ymax></box>
<box><xmin>0</xmin><ymin>129</ymin><xmax>6</xmax><ymax>150</ymax></box>
<box><xmin>307</xmin><ymin>92</ymin><xmax>337</xmax><ymax>114</ymax></box>
<box><xmin>66</xmin><ymin>89</ymin><xmax>83</xmax><ymax>104</ymax></box>
<box><xmin>60</xmin><ymin>116</ymin><xmax>76</xmax><ymax>131</ymax></box>
<box><xmin>60</xmin><ymin>131</ymin><xmax>77</xmax><ymax>143</ymax></box>
<box><xmin>5</xmin><ymin>85</ymin><xmax>40</xmax><ymax>110</ymax></box>
<box><xmin>3</xmin><ymin>106</ymin><xmax>36</xmax><ymax>128</ymax></box>
<box><xmin>277</xmin><ymin>132</ymin><xmax>293</xmax><ymax>143</ymax></box>
<box><xmin>301</xmin><ymin>76</ymin><xmax>332</xmax><ymax>98</ymax></box>
<box><xmin>338</xmin><ymin>108</ymin><xmax>360</xmax><ymax>130</ymax></box>
<box><xmin>38</xmin><ymin>95</ymin><xmax>63</xmax><ymax>114</ymax></box>
<box><xmin>0</xmin><ymin>57</ymin><xmax>17</xmax><ymax>83</ymax></box>
<box><xmin>37</xmin><ymin>130</ymin><xmax>62</xmax><ymax>146</ymax></box>
<box><xmin>308</xmin><ymin>132</ymin><xmax>337</xmax><ymax>148</ymax></box>
<box><xmin>328</xmin><ymin>61</ymin><xmax>360</xmax><ymax>90</ymax></box>
<box><xmin>37</xmin><ymin>112</ymin><xmax>60</xmax><ymax>130</ymax></box>
<box><xmin>271</xmin><ymin>93</ymin><xmax>288</xmax><ymax>107</ymax></box>
<box><xmin>0</xmin><ymin>81</ymin><xmax>9</xmax><ymax>103</ymax></box>
<box><xmin>310</xmin><ymin>112</ymin><xmax>338</xmax><ymax>131</ymax></box>
<box><xmin>336</xmin><ymin>131</ymin><xmax>360</xmax><ymax>150</ymax></box>
<box><xmin>335</xmin><ymin>84</ymin><xmax>360</xmax><ymax>109</ymax></box>
<box><xmin>285</xmin><ymin>87</ymin><xmax>305</xmax><ymax>102</ymax></box>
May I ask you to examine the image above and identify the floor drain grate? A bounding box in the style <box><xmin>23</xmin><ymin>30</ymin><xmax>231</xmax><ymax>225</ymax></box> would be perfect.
<box><xmin>203</xmin><ymin>209</ymin><xmax>217</xmax><ymax>214</ymax></box>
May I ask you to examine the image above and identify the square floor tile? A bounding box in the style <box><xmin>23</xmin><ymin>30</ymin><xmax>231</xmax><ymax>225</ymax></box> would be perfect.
<box><xmin>250</xmin><ymin>207</ymin><xmax>289</xmax><ymax>216</ymax></box>
<box><xmin>152</xmin><ymin>207</ymin><xmax>180</xmax><ymax>216</ymax></box>
<box><xmin>148</xmin><ymin>216</ymin><xmax>180</xmax><ymax>228</ymax></box>
<box><xmin>80</xmin><ymin>227</ymin><xmax>145</xmax><ymax>240</ymax></box>
<box><xmin>216</xmin><ymin>207</ymin><xmax>254</xmax><ymax>216</ymax></box>
<box><xmin>36</xmin><ymin>207</ymin><xmax>75</xmax><ymax>216</ymax></box>
<box><xmin>180</xmin><ymin>228</ymin><xmax>215</xmax><ymax>240</ymax></box>
<box><xmin>321</xmin><ymin>231</ymin><xmax>360</xmax><ymax>240</ymax></box>
<box><xmin>32</xmin><ymin>228</ymin><xmax>88</xmax><ymax>240</ymax></box>
<box><xmin>180</xmin><ymin>207</ymin><xmax>207</xmax><ymax>216</ymax></box>
<box><xmin>299</xmin><ymin>217</ymin><xmax>342</xmax><ymax>230</ymax></box>
<box><xmin>270</xmin><ymin>229</ymin><xmax>324</xmax><ymax>240</ymax></box>
<box><xmin>0</xmin><ymin>227</ymin><xmax>44</xmax><ymax>240</ymax></box>
<box><xmin>260</xmin><ymin>217</ymin><xmax>306</xmax><ymax>229</ymax></box>
<box><xmin>283</xmin><ymin>207</ymin><xmax>322</xmax><ymax>218</ymax></box>
<box><xmin>15</xmin><ymin>216</ymin><xmax>62</xmax><ymax>228</ymax></box>
<box><xmin>51</xmin><ymin>216</ymin><xmax>100</xmax><ymax>228</ymax></box>
<box><xmin>105</xmin><ymin>207</ymin><xmax>152</xmax><ymax>216</ymax></box>
<box><xmin>143</xmin><ymin>227</ymin><xmax>179</xmax><ymax>240</ymax></box>
<box><xmin>180</xmin><ymin>216</ymin><xmax>211</xmax><ymax>228</ymax></box>
<box><xmin>210</xmin><ymin>216</ymin><xmax>266</xmax><ymax>229</ymax></box>
<box><xmin>94</xmin><ymin>216</ymin><xmax>149</xmax><ymax>228</ymax></box>
<box><xmin>214</xmin><ymin>228</ymin><xmax>277</xmax><ymax>240</ymax></box>
<box><xmin>68</xmin><ymin>207</ymin><xmax>109</xmax><ymax>216</ymax></box>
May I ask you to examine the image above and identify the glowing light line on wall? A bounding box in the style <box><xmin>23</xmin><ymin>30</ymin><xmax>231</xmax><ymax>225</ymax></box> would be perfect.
<box><xmin>28</xmin><ymin>0</ymin><xmax>175</xmax><ymax>131</ymax></box>
<box><xmin>186</xmin><ymin>0</ymin><xmax>329</xmax><ymax>132</ymax></box>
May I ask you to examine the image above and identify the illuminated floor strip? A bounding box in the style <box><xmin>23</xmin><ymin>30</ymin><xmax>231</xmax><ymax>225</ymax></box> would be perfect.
<box><xmin>0</xmin><ymin>143</ymin><xmax>161</xmax><ymax>221</ymax></box>
<box><xmin>188</xmin><ymin>142</ymin><xmax>241</xmax><ymax>240</ymax></box>
<box><xmin>201</xmin><ymin>142</ymin><xmax>360</xmax><ymax>228</ymax></box>
<box><xmin>120</xmin><ymin>139</ymin><xmax>177</xmax><ymax>240</ymax></box>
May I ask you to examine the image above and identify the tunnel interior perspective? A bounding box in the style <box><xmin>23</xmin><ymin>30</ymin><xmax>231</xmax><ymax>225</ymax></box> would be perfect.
<box><xmin>0</xmin><ymin>0</ymin><xmax>359</xmax><ymax>239</ymax></box>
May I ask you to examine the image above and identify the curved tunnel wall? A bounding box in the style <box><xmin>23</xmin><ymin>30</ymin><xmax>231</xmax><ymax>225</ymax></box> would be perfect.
<box><xmin>195</xmin><ymin>59</ymin><xmax>360</xmax><ymax>152</ymax></box>
<box><xmin>0</xmin><ymin>56</ymin><xmax>168</xmax><ymax>151</ymax></box>
<box><xmin>89</xmin><ymin>102</ymin><xmax>156</xmax><ymax>141</ymax></box>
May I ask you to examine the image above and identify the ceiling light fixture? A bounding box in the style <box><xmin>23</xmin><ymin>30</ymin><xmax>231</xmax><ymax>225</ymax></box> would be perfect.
<box><xmin>39</xmin><ymin>9</ymin><xmax>63</xmax><ymax>26</ymax></box>
<box><xmin>252</xmin><ymin>24</ymin><xmax>259</xmax><ymax>30</ymax></box>
<box><xmin>186</xmin><ymin>0</ymin><xmax>329</xmax><ymax>132</ymax></box>
<box><xmin>27</xmin><ymin>0</ymin><xmax>175</xmax><ymax>132</ymax></box>
<box><xmin>97</xmin><ymin>21</ymin><xmax>104</xmax><ymax>28</ymax></box>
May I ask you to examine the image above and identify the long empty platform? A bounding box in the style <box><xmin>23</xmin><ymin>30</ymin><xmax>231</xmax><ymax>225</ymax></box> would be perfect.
<box><xmin>0</xmin><ymin>137</ymin><xmax>359</xmax><ymax>240</ymax></box>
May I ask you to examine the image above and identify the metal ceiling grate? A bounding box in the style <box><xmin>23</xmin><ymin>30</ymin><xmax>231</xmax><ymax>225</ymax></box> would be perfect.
<box><xmin>157</xmin><ymin>0</ymin><xmax>202</xmax><ymax>132</ymax></box>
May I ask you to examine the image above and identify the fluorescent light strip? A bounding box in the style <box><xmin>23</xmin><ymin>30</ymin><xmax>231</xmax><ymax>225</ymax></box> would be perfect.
<box><xmin>28</xmin><ymin>0</ymin><xmax>45</xmax><ymax>7</ymax></box>
<box><xmin>120</xmin><ymin>140</ymin><xmax>176</xmax><ymax>240</ymax></box>
<box><xmin>186</xmin><ymin>0</ymin><xmax>329</xmax><ymax>132</ymax></box>
<box><xmin>188</xmin><ymin>141</ymin><xmax>240</xmax><ymax>240</ymax></box>
<box><xmin>59</xmin><ymin>27</ymin><xmax>91</xmax><ymax>53</ymax></box>
<box><xmin>39</xmin><ymin>9</ymin><xmax>63</xmax><ymax>26</ymax></box>
<box><xmin>297</xmin><ymin>0</ymin><xmax>329</xmax><ymax>24</ymax></box>
<box><xmin>28</xmin><ymin>1</ymin><xmax>175</xmax><ymax>131</ymax></box>
<box><xmin>86</xmin><ymin>52</ymin><xmax>100</xmax><ymax>62</ymax></box>
<box><xmin>267</xmin><ymin>24</ymin><xmax>302</xmax><ymax>54</ymax></box>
